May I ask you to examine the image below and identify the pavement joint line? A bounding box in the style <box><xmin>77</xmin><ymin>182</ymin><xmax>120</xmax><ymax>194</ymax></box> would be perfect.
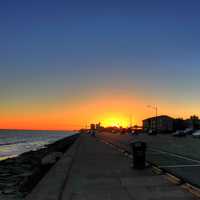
<box><xmin>159</xmin><ymin>164</ymin><xmax>200</xmax><ymax>168</ymax></box>
<box><xmin>98</xmin><ymin>139</ymin><xmax>130</xmax><ymax>158</ymax></box>
<box><xmin>25</xmin><ymin>135</ymin><xmax>81</xmax><ymax>200</ymax></box>
<box><xmin>58</xmin><ymin>136</ymin><xmax>82</xmax><ymax>200</ymax></box>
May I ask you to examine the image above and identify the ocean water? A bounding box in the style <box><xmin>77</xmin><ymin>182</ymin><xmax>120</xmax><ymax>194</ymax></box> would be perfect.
<box><xmin>0</xmin><ymin>130</ymin><xmax>77</xmax><ymax>161</ymax></box>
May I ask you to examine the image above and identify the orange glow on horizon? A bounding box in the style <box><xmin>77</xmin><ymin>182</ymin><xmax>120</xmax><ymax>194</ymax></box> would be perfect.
<box><xmin>101</xmin><ymin>115</ymin><xmax>130</xmax><ymax>127</ymax></box>
<box><xmin>1</xmin><ymin>92</ymin><xmax>199</xmax><ymax>130</ymax></box>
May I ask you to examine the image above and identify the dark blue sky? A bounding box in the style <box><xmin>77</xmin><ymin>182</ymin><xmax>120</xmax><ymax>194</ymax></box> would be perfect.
<box><xmin>1</xmin><ymin>0</ymin><xmax>200</xmax><ymax>128</ymax></box>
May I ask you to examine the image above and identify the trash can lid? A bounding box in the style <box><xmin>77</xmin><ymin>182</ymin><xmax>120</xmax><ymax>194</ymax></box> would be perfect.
<box><xmin>130</xmin><ymin>141</ymin><xmax>146</xmax><ymax>147</ymax></box>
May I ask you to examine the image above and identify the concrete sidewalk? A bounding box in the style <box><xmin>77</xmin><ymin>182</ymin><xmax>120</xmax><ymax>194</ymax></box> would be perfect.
<box><xmin>61</xmin><ymin>135</ymin><xmax>195</xmax><ymax>200</ymax></box>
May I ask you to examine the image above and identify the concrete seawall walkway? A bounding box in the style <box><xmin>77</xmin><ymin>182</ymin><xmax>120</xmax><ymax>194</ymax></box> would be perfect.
<box><xmin>60</xmin><ymin>135</ymin><xmax>196</xmax><ymax>200</ymax></box>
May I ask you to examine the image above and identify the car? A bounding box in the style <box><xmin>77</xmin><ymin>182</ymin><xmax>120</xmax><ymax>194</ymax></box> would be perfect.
<box><xmin>183</xmin><ymin>128</ymin><xmax>194</xmax><ymax>135</ymax></box>
<box><xmin>192</xmin><ymin>130</ymin><xmax>200</xmax><ymax>138</ymax></box>
<box><xmin>148</xmin><ymin>129</ymin><xmax>157</xmax><ymax>135</ymax></box>
<box><xmin>173</xmin><ymin>130</ymin><xmax>186</xmax><ymax>137</ymax></box>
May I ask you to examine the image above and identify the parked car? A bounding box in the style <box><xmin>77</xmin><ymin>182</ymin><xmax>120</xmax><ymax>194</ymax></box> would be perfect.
<box><xmin>183</xmin><ymin>128</ymin><xmax>194</xmax><ymax>135</ymax></box>
<box><xmin>192</xmin><ymin>130</ymin><xmax>200</xmax><ymax>138</ymax></box>
<box><xmin>148</xmin><ymin>129</ymin><xmax>157</xmax><ymax>135</ymax></box>
<box><xmin>173</xmin><ymin>130</ymin><xmax>186</xmax><ymax>137</ymax></box>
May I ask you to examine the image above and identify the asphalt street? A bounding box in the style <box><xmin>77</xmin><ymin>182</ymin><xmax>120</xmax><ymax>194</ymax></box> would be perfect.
<box><xmin>97</xmin><ymin>132</ymin><xmax>200</xmax><ymax>188</ymax></box>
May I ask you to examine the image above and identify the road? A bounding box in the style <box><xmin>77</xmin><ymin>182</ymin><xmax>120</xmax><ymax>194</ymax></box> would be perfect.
<box><xmin>97</xmin><ymin>132</ymin><xmax>200</xmax><ymax>188</ymax></box>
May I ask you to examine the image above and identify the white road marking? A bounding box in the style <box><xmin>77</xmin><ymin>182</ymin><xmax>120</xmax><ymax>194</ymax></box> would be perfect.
<box><xmin>100</xmin><ymin>135</ymin><xmax>200</xmax><ymax>167</ymax></box>
<box><xmin>149</xmin><ymin>148</ymin><xmax>200</xmax><ymax>164</ymax></box>
<box><xmin>159</xmin><ymin>164</ymin><xmax>200</xmax><ymax>168</ymax></box>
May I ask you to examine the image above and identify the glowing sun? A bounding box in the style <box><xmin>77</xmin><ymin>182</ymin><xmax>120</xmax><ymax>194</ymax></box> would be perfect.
<box><xmin>101</xmin><ymin>116</ymin><xmax>129</xmax><ymax>127</ymax></box>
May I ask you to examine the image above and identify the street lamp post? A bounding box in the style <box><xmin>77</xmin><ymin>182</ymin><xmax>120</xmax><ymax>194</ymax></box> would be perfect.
<box><xmin>129</xmin><ymin>114</ymin><xmax>133</xmax><ymax>128</ymax></box>
<box><xmin>147</xmin><ymin>105</ymin><xmax>158</xmax><ymax>134</ymax></box>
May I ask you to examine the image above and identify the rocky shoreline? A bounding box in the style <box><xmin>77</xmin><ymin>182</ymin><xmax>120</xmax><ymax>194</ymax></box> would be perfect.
<box><xmin>0</xmin><ymin>133</ymin><xmax>80</xmax><ymax>200</ymax></box>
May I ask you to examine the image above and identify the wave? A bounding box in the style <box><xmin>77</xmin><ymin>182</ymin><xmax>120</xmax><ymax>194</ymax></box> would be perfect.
<box><xmin>0</xmin><ymin>140</ymin><xmax>27</xmax><ymax>146</ymax></box>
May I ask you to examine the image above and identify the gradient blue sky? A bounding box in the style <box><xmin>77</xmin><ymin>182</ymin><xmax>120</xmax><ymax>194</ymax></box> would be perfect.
<box><xmin>1</xmin><ymin>0</ymin><xmax>200</xmax><ymax>129</ymax></box>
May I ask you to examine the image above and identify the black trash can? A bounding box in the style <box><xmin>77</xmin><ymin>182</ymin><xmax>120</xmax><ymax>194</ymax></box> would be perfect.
<box><xmin>131</xmin><ymin>141</ymin><xmax>146</xmax><ymax>169</ymax></box>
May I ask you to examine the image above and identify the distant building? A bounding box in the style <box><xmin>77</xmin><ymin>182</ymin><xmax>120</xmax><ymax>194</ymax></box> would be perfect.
<box><xmin>96</xmin><ymin>122</ymin><xmax>101</xmax><ymax>130</ymax></box>
<box><xmin>173</xmin><ymin>118</ymin><xmax>186</xmax><ymax>130</ymax></box>
<box><xmin>143</xmin><ymin>115</ymin><xmax>174</xmax><ymax>133</ymax></box>
<box><xmin>90</xmin><ymin>124</ymin><xmax>96</xmax><ymax>130</ymax></box>
<box><xmin>185</xmin><ymin>115</ymin><xmax>200</xmax><ymax>130</ymax></box>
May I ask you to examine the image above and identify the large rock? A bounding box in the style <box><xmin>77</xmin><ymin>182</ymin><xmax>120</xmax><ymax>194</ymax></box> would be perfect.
<box><xmin>41</xmin><ymin>152</ymin><xmax>63</xmax><ymax>165</ymax></box>
<box><xmin>2</xmin><ymin>188</ymin><xmax>16</xmax><ymax>195</ymax></box>
<box><xmin>19</xmin><ymin>168</ymin><xmax>42</xmax><ymax>193</ymax></box>
<box><xmin>0</xmin><ymin>134</ymin><xmax>79</xmax><ymax>198</ymax></box>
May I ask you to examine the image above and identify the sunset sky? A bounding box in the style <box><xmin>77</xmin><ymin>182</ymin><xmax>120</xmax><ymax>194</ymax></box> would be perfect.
<box><xmin>1</xmin><ymin>0</ymin><xmax>200</xmax><ymax>130</ymax></box>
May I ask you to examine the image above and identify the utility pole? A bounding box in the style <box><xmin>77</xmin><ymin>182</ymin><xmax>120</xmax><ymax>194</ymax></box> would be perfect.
<box><xmin>85</xmin><ymin>122</ymin><xmax>88</xmax><ymax>130</ymax></box>
<box><xmin>129</xmin><ymin>114</ymin><xmax>133</xmax><ymax>128</ymax></box>
<box><xmin>155</xmin><ymin>105</ymin><xmax>158</xmax><ymax>134</ymax></box>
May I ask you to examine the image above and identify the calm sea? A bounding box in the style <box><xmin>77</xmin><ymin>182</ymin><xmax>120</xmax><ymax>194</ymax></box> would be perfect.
<box><xmin>0</xmin><ymin>130</ymin><xmax>77</xmax><ymax>161</ymax></box>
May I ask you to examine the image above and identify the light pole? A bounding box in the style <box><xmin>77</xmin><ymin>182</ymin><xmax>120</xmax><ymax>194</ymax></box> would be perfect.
<box><xmin>147</xmin><ymin>105</ymin><xmax>158</xmax><ymax>134</ymax></box>
<box><xmin>129</xmin><ymin>114</ymin><xmax>133</xmax><ymax>128</ymax></box>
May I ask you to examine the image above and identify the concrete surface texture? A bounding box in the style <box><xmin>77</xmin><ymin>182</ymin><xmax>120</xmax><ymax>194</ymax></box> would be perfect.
<box><xmin>97</xmin><ymin>132</ymin><xmax>200</xmax><ymax>188</ymax></box>
<box><xmin>61</xmin><ymin>134</ymin><xmax>196</xmax><ymax>200</ymax></box>
<box><xmin>25</xmin><ymin>136</ymin><xmax>81</xmax><ymax>200</ymax></box>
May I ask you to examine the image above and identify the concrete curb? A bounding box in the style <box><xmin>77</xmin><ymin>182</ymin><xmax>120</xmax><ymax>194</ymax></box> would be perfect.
<box><xmin>25</xmin><ymin>135</ymin><xmax>81</xmax><ymax>200</ymax></box>
<box><xmin>181</xmin><ymin>183</ymin><xmax>200</xmax><ymax>198</ymax></box>
<box><xmin>96</xmin><ymin>136</ymin><xmax>200</xmax><ymax>198</ymax></box>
